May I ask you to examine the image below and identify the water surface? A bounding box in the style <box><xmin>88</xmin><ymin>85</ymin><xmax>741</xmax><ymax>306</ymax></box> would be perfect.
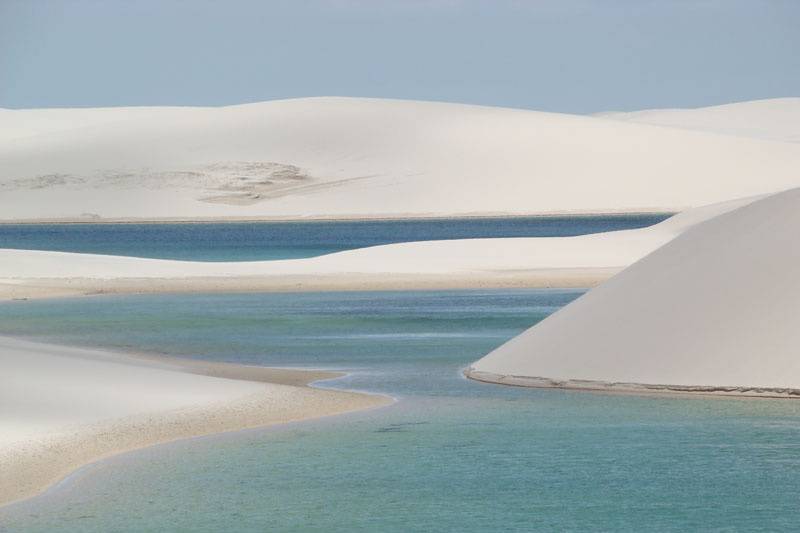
<box><xmin>0</xmin><ymin>214</ymin><xmax>670</xmax><ymax>261</ymax></box>
<box><xmin>2</xmin><ymin>290</ymin><xmax>800</xmax><ymax>532</ymax></box>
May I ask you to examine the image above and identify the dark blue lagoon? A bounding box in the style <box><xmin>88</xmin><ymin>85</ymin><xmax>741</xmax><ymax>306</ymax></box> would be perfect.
<box><xmin>2</xmin><ymin>290</ymin><xmax>800</xmax><ymax>532</ymax></box>
<box><xmin>0</xmin><ymin>214</ymin><xmax>670</xmax><ymax>261</ymax></box>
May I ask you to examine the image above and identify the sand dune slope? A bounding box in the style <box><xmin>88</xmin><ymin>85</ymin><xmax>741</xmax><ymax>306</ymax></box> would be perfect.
<box><xmin>601</xmin><ymin>97</ymin><xmax>800</xmax><ymax>143</ymax></box>
<box><xmin>0</xmin><ymin>336</ymin><xmax>386</xmax><ymax>506</ymax></box>
<box><xmin>2</xmin><ymin>98</ymin><xmax>800</xmax><ymax>220</ymax></box>
<box><xmin>468</xmin><ymin>188</ymin><xmax>800</xmax><ymax>396</ymax></box>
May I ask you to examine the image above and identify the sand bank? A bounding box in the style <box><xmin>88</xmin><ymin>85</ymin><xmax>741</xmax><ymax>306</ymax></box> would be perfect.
<box><xmin>0</xmin><ymin>195</ymin><xmax>755</xmax><ymax>301</ymax></box>
<box><xmin>2</xmin><ymin>98</ymin><xmax>800</xmax><ymax>221</ymax></box>
<box><xmin>0</xmin><ymin>270</ymin><xmax>618</xmax><ymax>301</ymax></box>
<box><xmin>0</xmin><ymin>336</ymin><xmax>390</xmax><ymax>507</ymax></box>
<box><xmin>467</xmin><ymin>188</ymin><xmax>800</xmax><ymax>397</ymax></box>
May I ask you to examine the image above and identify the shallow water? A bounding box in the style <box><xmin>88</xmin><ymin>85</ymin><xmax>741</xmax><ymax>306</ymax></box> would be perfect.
<box><xmin>2</xmin><ymin>290</ymin><xmax>800</xmax><ymax>532</ymax></box>
<box><xmin>0</xmin><ymin>214</ymin><xmax>669</xmax><ymax>261</ymax></box>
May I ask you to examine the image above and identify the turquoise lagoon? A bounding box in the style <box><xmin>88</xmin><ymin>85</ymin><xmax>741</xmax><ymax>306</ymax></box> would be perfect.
<box><xmin>2</xmin><ymin>290</ymin><xmax>800</xmax><ymax>532</ymax></box>
<box><xmin>0</xmin><ymin>214</ymin><xmax>668</xmax><ymax>261</ymax></box>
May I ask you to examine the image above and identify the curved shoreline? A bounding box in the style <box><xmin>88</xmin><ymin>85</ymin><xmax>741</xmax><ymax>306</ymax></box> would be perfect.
<box><xmin>0</xmin><ymin>196</ymin><xmax>757</xmax><ymax>303</ymax></box>
<box><xmin>0</xmin><ymin>339</ymin><xmax>393</xmax><ymax>508</ymax></box>
<box><xmin>0</xmin><ymin>269</ymin><xmax>616</xmax><ymax>301</ymax></box>
<box><xmin>0</xmin><ymin>210</ymin><xmax>675</xmax><ymax>225</ymax></box>
<box><xmin>464</xmin><ymin>368</ymin><xmax>800</xmax><ymax>400</ymax></box>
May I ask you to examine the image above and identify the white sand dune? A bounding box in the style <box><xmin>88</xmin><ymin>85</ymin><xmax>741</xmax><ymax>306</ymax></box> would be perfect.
<box><xmin>8</xmin><ymin>96</ymin><xmax>800</xmax><ymax>511</ymax></box>
<box><xmin>467</xmin><ymin>188</ymin><xmax>800</xmax><ymax>397</ymax></box>
<box><xmin>0</xmin><ymin>196</ymin><xmax>756</xmax><ymax>299</ymax></box>
<box><xmin>0</xmin><ymin>335</ymin><xmax>388</xmax><ymax>506</ymax></box>
<box><xmin>0</xmin><ymin>106</ymin><xmax>196</xmax><ymax>144</ymax></box>
<box><xmin>600</xmin><ymin>97</ymin><xmax>800</xmax><ymax>143</ymax></box>
<box><xmin>2</xmin><ymin>98</ymin><xmax>800</xmax><ymax>221</ymax></box>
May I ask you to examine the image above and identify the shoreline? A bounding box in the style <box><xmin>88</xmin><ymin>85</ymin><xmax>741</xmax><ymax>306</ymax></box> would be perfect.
<box><xmin>0</xmin><ymin>269</ymin><xmax>615</xmax><ymax>301</ymax></box>
<box><xmin>0</xmin><ymin>210</ymin><xmax>676</xmax><ymax>226</ymax></box>
<box><xmin>7</xmin><ymin>198</ymin><xmax>743</xmax><ymax>303</ymax></box>
<box><xmin>0</xmin><ymin>337</ymin><xmax>393</xmax><ymax>508</ymax></box>
<box><xmin>464</xmin><ymin>369</ymin><xmax>800</xmax><ymax>400</ymax></box>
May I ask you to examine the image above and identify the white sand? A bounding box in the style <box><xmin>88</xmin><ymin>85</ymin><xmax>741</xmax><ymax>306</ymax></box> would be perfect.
<box><xmin>6</xmin><ymin>96</ymin><xmax>799</xmax><ymax>508</ymax></box>
<box><xmin>0</xmin><ymin>196</ymin><xmax>756</xmax><ymax>299</ymax></box>
<box><xmin>467</xmin><ymin>188</ymin><xmax>800</xmax><ymax>397</ymax></box>
<box><xmin>2</xmin><ymin>98</ymin><xmax>800</xmax><ymax>221</ymax></box>
<box><xmin>600</xmin><ymin>97</ymin><xmax>800</xmax><ymax>143</ymax></box>
<box><xmin>0</xmin><ymin>336</ymin><xmax>389</xmax><ymax>506</ymax></box>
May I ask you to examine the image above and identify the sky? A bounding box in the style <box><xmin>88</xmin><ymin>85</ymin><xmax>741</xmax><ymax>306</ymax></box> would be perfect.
<box><xmin>1</xmin><ymin>0</ymin><xmax>798</xmax><ymax>113</ymax></box>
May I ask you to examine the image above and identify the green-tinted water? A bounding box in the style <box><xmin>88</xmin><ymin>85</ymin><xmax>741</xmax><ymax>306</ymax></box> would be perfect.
<box><xmin>2</xmin><ymin>291</ymin><xmax>800</xmax><ymax>532</ymax></box>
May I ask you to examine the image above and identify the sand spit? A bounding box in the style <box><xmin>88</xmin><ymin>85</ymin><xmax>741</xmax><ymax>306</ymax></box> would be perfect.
<box><xmin>0</xmin><ymin>270</ymin><xmax>618</xmax><ymax>301</ymax></box>
<box><xmin>0</xmin><ymin>196</ymin><xmax>758</xmax><ymax>301</ymax></box>
<box><xmin>0</xmin><ymin>336</ymin><xmax>390</xmax><ymax>507</ymax></box>
<box><xmin>467</xmin><ymin>188</ymin><xmax>800</xmax><ymax>397</ymax></box>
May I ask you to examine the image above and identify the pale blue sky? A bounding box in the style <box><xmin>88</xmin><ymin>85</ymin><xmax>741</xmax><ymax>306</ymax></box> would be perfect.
<box><xmin>1</xmin><ymin>0</ymin><xmax>798</xmax><ymax>113</ymax></box>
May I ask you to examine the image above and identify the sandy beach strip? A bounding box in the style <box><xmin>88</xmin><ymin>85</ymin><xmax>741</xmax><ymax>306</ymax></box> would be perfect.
<box><xmin>464</xmin><ymin>369</ymin><xmax>800</xmax><ymax>400</ymax></box>
<box><xmin>0</xmin><ymin>210</ymin><xmax>675</xmax><ymax>225</ymax></box>
<box><xmin>0</xmin><ymin>336</ymin><xmax>391</xmax><ymax>507</ymax></box>
<box><xmin>0</xmin><ymin>269</ymin><xmax>619</xmax><ymax>301</ymax></box>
